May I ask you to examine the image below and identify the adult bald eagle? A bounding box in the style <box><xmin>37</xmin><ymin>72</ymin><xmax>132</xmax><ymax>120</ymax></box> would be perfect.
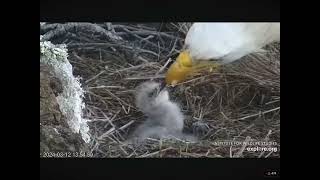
<box><xmin>165</xmin><ymin>23</ymin><xmax>280</xmax><ymax>86</ymax></box>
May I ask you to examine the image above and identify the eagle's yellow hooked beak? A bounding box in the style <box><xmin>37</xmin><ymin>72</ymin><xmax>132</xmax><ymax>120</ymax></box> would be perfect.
<box><xmin>165</xmin><ymin>51</ymin><xmax>220</xmax><ymax>86</ymax></box>
<box><xmin>165</xmin><ymin>51</ymin><xmax>193</xmax><ymax>86</ymax></box>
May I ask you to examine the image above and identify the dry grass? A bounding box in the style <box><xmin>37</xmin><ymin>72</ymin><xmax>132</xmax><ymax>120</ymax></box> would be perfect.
<box><xmin>41</xmin><ymin>22</ymin><xmax>280</xmax><ymax>158</ymax></box>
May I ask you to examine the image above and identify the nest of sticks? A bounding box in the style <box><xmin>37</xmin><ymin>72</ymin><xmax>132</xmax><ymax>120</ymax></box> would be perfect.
<box><xmin>40</xmin><ymin>22</ymin><xmax>280</xmax><ymax>158</ymax></box>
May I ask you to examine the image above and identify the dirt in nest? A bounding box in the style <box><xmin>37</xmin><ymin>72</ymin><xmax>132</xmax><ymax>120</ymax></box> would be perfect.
<box><xmin>40</xmin><ymin>63</ymin><xmax>89</xmax><ymax>156</ymax></box>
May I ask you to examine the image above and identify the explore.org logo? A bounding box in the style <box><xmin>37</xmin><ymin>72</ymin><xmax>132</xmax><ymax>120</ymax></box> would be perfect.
<box><xmin>246</xmin><ymin>146</ymin><xmax>278</xmax><ymax>152</ymax></box>
<box><xmin>212</xmin><ymin>140</ymin><xmax>279</xmax><ymax>152</ymax></box>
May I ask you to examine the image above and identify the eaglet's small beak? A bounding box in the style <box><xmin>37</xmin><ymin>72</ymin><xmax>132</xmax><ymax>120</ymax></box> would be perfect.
<box><xmin>164</xmin><ymin>51</ymin><xmax>220</xmax><ymax>86</ymax></box>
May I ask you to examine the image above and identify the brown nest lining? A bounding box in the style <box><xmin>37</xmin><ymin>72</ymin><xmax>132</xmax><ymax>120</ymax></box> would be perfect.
<box><xmin>41</xmin><ymin>22</ymin><xmax>280</xmax><ymax>158</ymax></box>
